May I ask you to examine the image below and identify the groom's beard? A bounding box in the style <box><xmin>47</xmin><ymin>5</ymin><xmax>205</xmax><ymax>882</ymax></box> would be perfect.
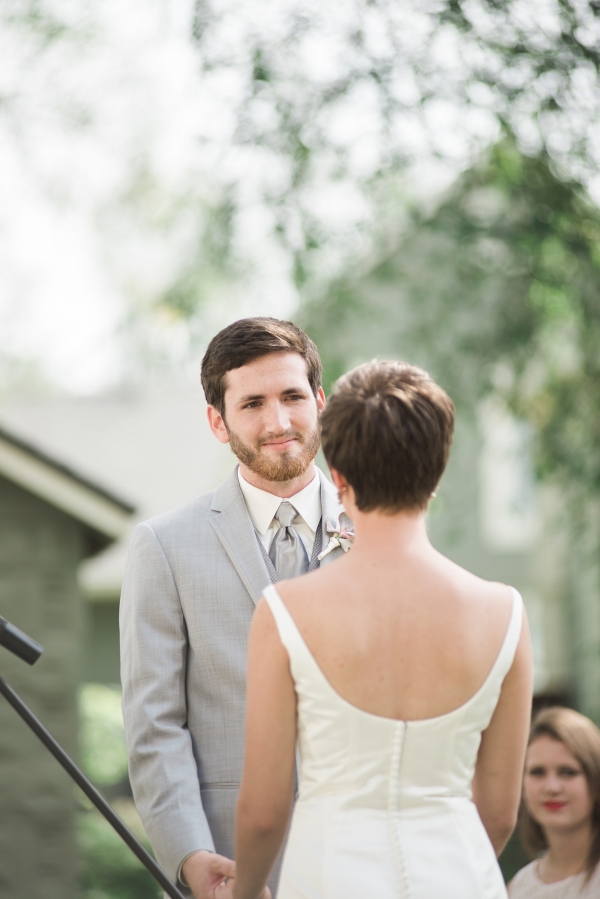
<box><xmin>226</xmin><ymin>423</ymin><xmax>321</xmax><ymax>483</ymax></box>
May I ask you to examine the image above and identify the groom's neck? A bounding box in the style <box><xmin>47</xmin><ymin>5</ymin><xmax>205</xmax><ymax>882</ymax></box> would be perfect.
<box><xmin>238</xmin><ymin>461</ymin><xmax>318</xmax><ymax>499</ymax></box>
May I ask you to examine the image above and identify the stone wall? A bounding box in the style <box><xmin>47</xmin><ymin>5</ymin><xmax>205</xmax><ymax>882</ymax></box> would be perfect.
<box><xmin>82</xmin><ymin>601</ymin><xmax>121</xmax><ymax>685</ymax></box>
<box><xmin>0</xmin><ymin>475</ymin><xmax>85</xmax><ymax>899</ymax></box>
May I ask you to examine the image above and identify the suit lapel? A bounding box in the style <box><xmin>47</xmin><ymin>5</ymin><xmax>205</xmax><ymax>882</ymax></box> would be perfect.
<box><xmin>210</xmin><ymin>469</ymin><xmax>271</xmax><ymax>606</ymax></box>
<box><xmin>318</xmin><ymin>469</ymin><xmax>348</xmax><ymax>568</ymax></box>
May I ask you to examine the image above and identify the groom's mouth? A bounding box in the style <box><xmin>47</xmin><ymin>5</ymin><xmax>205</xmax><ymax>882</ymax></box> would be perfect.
<box><xmin>261</xmin><ymin>437</ymin><xmax>299</xmax><ymax>452</ymax></box>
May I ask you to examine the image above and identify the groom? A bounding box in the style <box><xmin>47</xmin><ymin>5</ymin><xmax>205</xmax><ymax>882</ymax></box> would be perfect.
<box><xmin>119</xmin><ymin>318</ymin><xmax>347</xmax><ymax>898</ymax></box>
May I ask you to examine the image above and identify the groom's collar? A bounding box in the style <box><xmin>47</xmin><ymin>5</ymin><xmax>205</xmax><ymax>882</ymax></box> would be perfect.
<box><xmin>211</xmin><ymin>464</ymin><xmax>341</xmax><ymax>521</ymax></box>
<box><xmin>237</xmin><ymin>469</ymin><xmax>321</xmax><ymax>535</ymax></box>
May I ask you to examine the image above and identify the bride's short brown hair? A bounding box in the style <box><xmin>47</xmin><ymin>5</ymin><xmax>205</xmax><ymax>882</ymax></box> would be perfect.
<box><xmin>321</xmin><ymin>360</ymin><xmax>454</xmax><ymax>513</ymax></box>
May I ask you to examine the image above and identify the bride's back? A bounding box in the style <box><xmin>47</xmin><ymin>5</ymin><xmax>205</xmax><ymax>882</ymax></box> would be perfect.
<box><xmin>278</xmin><ymin>359</ymin><xmax>516</xmax><ymax>722</ymax></box>
<box><xmin>279</xmin><ymin>550</ymin><xmax>514</xmax><ymax>722</ymax></box>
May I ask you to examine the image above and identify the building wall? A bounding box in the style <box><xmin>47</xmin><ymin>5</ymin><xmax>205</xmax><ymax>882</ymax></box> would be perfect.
<box><xmin>0</xmin><ymin>475</ymin><xmax>85</xmax><ymax>899</ymax></box>
<box><xmin>406</xmin><ymin>400</ymin><xmax>575</xmax><ymax>711</ymax></box>
<box><xmin>566</xmin><ymin>500</ymin><xmax>600</xmax><ymax>723</ymax></box>
<box><xmin>83</xmin><ymin>601</ymin><xmax>121</xmax><ymax>685</ymax></box>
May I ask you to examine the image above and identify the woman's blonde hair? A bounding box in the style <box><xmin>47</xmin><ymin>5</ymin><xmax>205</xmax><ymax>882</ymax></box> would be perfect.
<box><xmin>520</xmin><ymin>706</ymin><xmax>600</xmax><ymax>882</ymax></box>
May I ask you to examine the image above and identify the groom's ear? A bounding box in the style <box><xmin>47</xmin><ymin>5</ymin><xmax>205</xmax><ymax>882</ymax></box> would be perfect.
<box><xmin>317</xmin><ymin>386</ymin><xmax>326</xmax><ymax>412</ymax></box>
<box><xmin>207</xmin><ymin>405</ymin><xmax>230</xmax><ymax>444</ymax></box>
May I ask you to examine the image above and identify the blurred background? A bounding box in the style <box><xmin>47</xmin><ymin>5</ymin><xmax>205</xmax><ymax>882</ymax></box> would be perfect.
<box><xmin>1</xmin><ymin>0</ymin><xmax>600</xmax><ymax>895</ymax></box>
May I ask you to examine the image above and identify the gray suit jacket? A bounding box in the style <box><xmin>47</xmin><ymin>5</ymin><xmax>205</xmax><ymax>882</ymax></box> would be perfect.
<box><xmin>119</xmin><ymin>466</ymin><xmax>345</xmax><ymax>892</ymax></box>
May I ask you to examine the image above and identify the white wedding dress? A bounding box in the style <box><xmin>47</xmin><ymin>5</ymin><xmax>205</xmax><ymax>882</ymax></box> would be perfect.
<box><xmin>263</xmin><ymin>584</ymin><xmax>523</xmax><ymax>899</ymax></box>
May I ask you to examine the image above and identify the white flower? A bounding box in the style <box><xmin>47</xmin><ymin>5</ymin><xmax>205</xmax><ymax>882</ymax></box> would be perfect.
<box><xmin>318</xmin><ymin>517</ymin><xmax>355</xmax><ymax>560</ymax></box>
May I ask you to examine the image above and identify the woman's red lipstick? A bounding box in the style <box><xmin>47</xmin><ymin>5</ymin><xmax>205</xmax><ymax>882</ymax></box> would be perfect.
<box><xmin>543</xmin><ymin>801</ymin><xmax>566</xmax><ymax>811</ymax></box>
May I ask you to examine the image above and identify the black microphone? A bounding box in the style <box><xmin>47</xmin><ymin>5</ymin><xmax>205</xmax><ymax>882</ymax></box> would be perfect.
<box><xmin>0</xmin><ymin>617</ymin><xmax>43</xmax><ymax>665</ymax></box>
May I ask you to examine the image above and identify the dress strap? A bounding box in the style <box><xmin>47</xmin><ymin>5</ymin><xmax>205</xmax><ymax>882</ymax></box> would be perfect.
<box><xmin>263</xmin><ymin>583</ymin><xmax>290</xmax><ymax>634</ymax></box>
<box><xmin>262</xmin><ymin>584</ymin><xmax>329</xmax><ymax>690</ymax></box>
<box><xmin>489</xmin><ymin>587</ymin><xmax>523</xmax><ymax>685</ymax></box>
<box><xmin>262</xmin><ymin>584</ymin><xmax>309</xmax><ymax>657</ymax></box>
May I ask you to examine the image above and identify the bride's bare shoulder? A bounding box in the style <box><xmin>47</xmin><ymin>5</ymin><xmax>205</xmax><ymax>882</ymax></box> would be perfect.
<box><xmin>274</xmin><ymin>563</ymin><xmax>337</xmax><ymax>610</ymax></box>
<box><xmin>449</xmin><ymin>562</ymin><xmax>516</xmax><ymax>620</ymax></box>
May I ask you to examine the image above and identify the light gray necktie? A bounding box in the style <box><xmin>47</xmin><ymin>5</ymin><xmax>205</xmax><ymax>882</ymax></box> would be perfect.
<box><xmin>269</xmin><ymin>502</ymin><xmax>309</xmax><ymax>579</ymax></box>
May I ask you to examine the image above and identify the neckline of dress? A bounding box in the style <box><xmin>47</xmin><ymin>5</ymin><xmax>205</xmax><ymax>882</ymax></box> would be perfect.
<box><xmin>533</xmin><ymin>859</ymin><xmax>583</xmax><ymax>887</ymax></box>
<box><xmin>267</xmin><ymin>584</ymin><xmax>521</xmax><ymax>725</ymax></box>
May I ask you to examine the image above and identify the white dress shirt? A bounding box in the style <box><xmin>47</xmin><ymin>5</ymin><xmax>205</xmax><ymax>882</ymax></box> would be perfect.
<box><xmin>238</xmin><ymin>468</ymin><xmax>322</xmax><ymax>557</ymax></box>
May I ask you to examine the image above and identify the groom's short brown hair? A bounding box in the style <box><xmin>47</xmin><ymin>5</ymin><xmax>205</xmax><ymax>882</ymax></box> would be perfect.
<box><xmin>201</xmin><ymin>317</ymin><xmax>322</xmax><ymax>416</ymax></box>
<box><xmin>321</xmin><ymin>361</ymin><xmax>454</xmax><ymax>513</ymax></box>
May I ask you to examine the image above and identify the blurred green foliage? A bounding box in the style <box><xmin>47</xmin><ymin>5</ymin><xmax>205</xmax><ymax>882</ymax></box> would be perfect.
<box><xmin>79</xmin><ymin>805</ymin><xmax>160</xmax><ymax>899</ymax></box>
<box><xmin>191</xmin><ymin>0</ymin><xmax>600</xmax><ymax>300</ymax></box>
<box><xmin>78</xmin><ymin>685</ymin><xmax>160</xmax><ymax>899</ymax></box>
<box><xmin>444</xmin><ymin>0</ymin><xmax>600</xmax><ymax>116</ymax></box>
<box><xmin>79</xmin><ymin>684</ymin><xmax>129</xmax><ymax>789</ymax></box>
<box><xmin>302</xmin><ymin>137</ymin><xmax>600</xmax><ymax>502</ymax></box>
<box><xmin>499</xmin><ymin>830</ymin><xmax>530</xmax><ymax>886</ymax></box>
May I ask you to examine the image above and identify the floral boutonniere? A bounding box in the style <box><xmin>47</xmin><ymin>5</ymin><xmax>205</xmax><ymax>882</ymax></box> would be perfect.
<box><xmin>318</xmin><ymin>514</ymin><xmax>355</xmax><ymax>561</ymax></box>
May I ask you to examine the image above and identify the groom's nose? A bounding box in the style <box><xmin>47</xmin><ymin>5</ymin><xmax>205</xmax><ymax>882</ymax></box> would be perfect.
<box><xmin>264</xmin><ymin>399</ymin><xmax>291</xmax><ymax>432</ymax></box>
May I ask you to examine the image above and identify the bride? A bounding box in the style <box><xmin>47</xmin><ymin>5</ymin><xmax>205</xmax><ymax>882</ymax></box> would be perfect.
<box><xmin>227</xmin><ymin>360</ymin><xmax>533</xmax><ymax>899</ymax></box>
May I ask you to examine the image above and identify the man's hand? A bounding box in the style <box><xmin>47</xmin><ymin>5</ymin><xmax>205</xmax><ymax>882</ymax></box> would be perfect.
<box><xmin>182</xmin><ymin>850</ymin><xmax>235</xmax><ymax>899</ymax></box>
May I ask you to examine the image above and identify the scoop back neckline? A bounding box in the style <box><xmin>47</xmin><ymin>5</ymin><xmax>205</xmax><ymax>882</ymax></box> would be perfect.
<box><xmin>265</xmin><ymin>584</ymin><xmax>521</xmax><ymax>725</ymax></box>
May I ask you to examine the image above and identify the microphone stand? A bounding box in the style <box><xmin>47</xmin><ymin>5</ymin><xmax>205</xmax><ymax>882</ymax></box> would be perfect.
<box><xmin>0</xmin><ymin>617</ymin><xmax>186</xmax><ymax>899</ymax></box>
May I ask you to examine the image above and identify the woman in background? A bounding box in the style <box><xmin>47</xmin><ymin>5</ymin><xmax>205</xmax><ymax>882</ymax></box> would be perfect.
<box><xmin>509</xmin><ymin>706</ymin><xmax>600</xmax><ymax>898</ymax></box>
